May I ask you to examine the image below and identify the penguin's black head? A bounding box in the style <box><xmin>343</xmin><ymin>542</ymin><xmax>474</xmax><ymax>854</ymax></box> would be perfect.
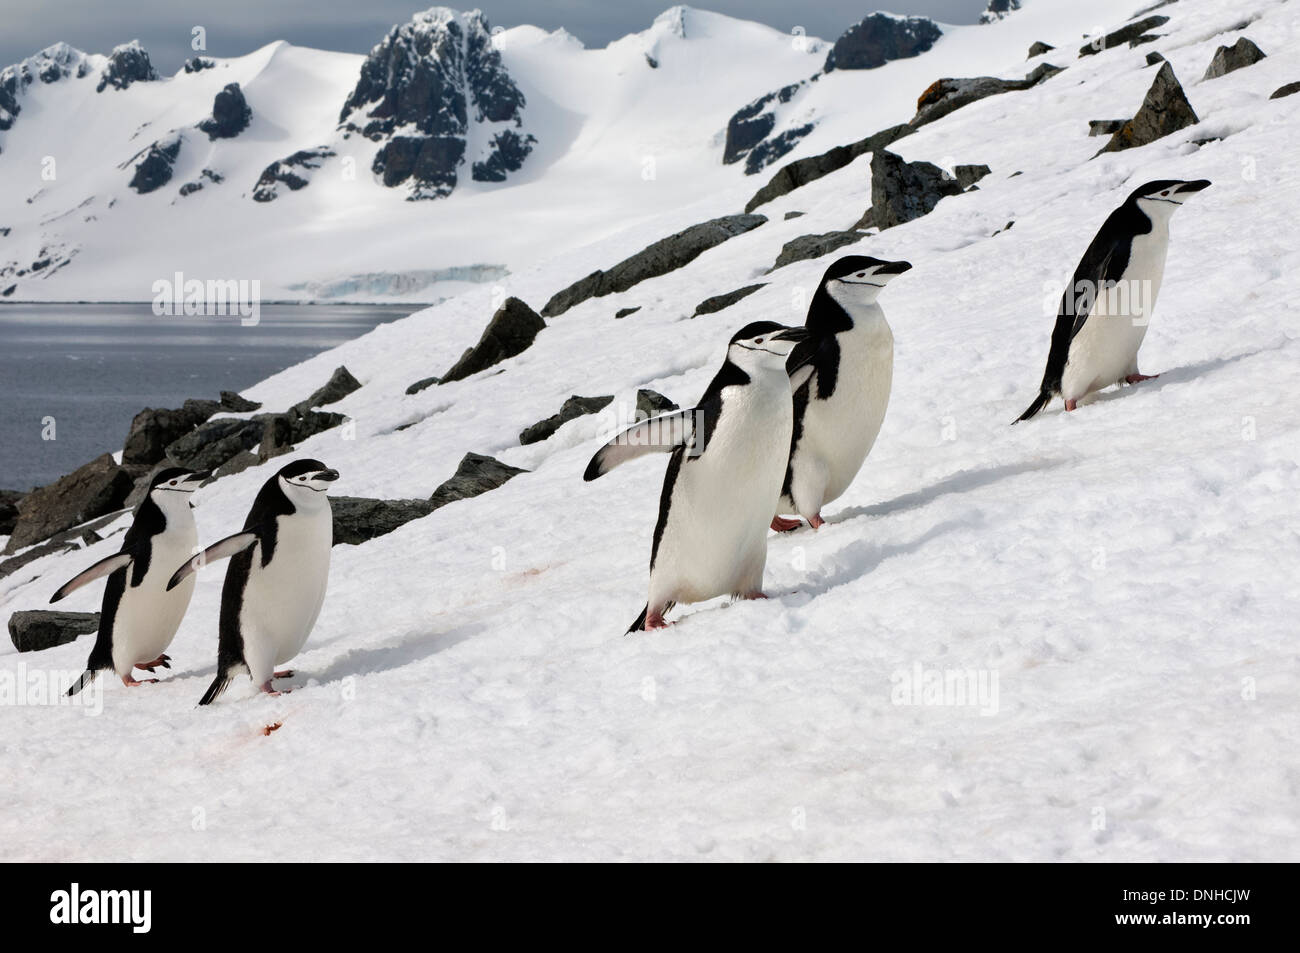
<box><xmin>727</xmin><ymin>322</ymin><xmax>808</xmax><ymax>371</ymax></box>
<box><xmin>149</xmin><ymin>466</ymin><xmax>210</xmax><ymax>493</ymax></box>
<box><xmin>1129</xmin><ymin>178</ymin><xmax>1212</xmax><ymax>209</ymax></box>
<box><xmin>809</xmin><ymin>255</ymin><xmax>912</xmax><ymax>333</ymax></box>
<box><xmin>276</xmin><ymin>458</ymin><xmax>340</xmax><ymax>497</ymax></box>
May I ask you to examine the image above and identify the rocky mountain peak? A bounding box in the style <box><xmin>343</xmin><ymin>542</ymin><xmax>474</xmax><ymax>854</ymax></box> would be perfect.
<box><xmin>96</xmin><ymin>40</ymin><xmax>158</xmax><ymax>92</ymax></box>
<box><xmin>980</xmin><ymin>0</ymin><xmax>1023</xmax><ymax>24</ymax></box>
<box><xmin>0</xmin><ymin>43</ymin><xmax>93</xmax><ymax>132</ymax></box>
<box><xmin>824</xmin><ymin>13</ymin><xmax>943</xmax><ymax>72</ymax></box>
<box><xmin>339</xmin><ymin>6</ymin><xmax>534</xmax><ymax>200</ymax></box>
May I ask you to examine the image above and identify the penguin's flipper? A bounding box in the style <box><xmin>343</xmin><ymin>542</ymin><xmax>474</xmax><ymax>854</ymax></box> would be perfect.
<box><xmin>197</xmin><ymin>671</ymin><xmax>233</xmax><ymax>706</ymax></box>
<box><xmin>1013</xmin><ymin>390</ymin><xmax>1054</xmax><ymax>424</ymax></box>
<box><xmin>49</xmin><ymin>551</ymin><xmax>135</xmax><ymax>603</ymax></box>
<box><xmin>167</xmin><ymin>531</ymin><xmax>258</xmax><ymax>591</ymax></box>
<box><xmin>583</xmin><ymin>409</ymin><xmax>698</xmax><ymax>481</ymax></box>
<box><xmin>65</xmin><ymin>668</ymin><xmax>100</xmax><ymax>697</ymax></box>
<box><xmin>789</xmin><ymin>363</ymin><xmax>815</xmax><ymax>392</ymax></box>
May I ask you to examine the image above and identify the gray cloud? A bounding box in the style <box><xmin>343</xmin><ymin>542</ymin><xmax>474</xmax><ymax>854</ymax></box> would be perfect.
<box><xmin>0</xmin><ymin>1</ymin><xmax>989</xmax><ymax>74</ymax></box>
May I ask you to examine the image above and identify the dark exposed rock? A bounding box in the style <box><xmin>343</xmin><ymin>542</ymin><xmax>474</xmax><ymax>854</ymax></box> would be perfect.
<box><xmin>295</xmin><ymin>365</ymin><xmax>361</xmax><ymax>411</ymax></box>
<box><xmin>981</xmin><ymin>0</ymin><xmax>1022</xmax><ymax>23</ymax></box>
<box><xmin>1129</xmin><ymin>34</ymin><xmax>1161</xmax><ymax>49</ymax></box>
<box><xmin>1146</xmin><ymin>51</ymin><xmax>1166</xmax><ymax>66</ymax></box>
<box><xmin>178</xmin><ymin>168</ymin><xmax>223</xmax><ymax>197</ymax></box>
<box><xmin>769</xmin><ymin>231</ymin><xmax>866</xmax><ymax>272</ymax></box>
<box><xmin>331</xmin><ymin>497</ymin><xmax>436</xmax><ymax>546</ymax></box>
<box><xmin>722</xmin><ymin>78</ymin><xmax>817</xmax><ymax>174</ymax></box>
<box><xmin>783</xmin><ymin>211</ymin><xmax>805</xmax><ymax>220</ymax></box>
<box><xmin>541</xmin><ymin>214</ymin><xmax>767</xmax><ymax>317</ymax></box>
<box><xmin>1028</xmin><ymin>41</ymin><xmax>1055</xmax><ymax>58</ymax></box>
<box><xmin>251</xmin><ymin>147</ymin><xmax>335</xmax><ymax>202</ymax></box>
<box><xmin>743</xmin><ymin>124</ymin><xmax>817</xmax><ymax>176</ymax></box>
<box><xmin>405</xmin><ymin>376</ymin><xmax>441</xmax><ymax>395</ymax></box>
<box><xmin>1089</xmin><ymin>119</ymin><xmax>1127</xmax><ymax>136</ymax></box>
<box><xmin>954</xmin><ymin>164</ymin><xmax>992</xmax><ymax>189</ymax></box>
<box><xmin>1096</xmin><ymin>62</ymin><xmax>1199</xmax><ymax>155</ymax></box>
<box><xmin>0</xmin><ymin>489</ymin><xmax>23</xmax><ymax>535</ymax></box>
<box><xmin>165</xmin><ymin>418</ymin><xmax>264</xmax><ymax>472</ymax></box>
<box><xmin>870</xmin><ymin>150</ymin><xmax>965</xmax><ymax>231</ymax></box>
<box><xmin>3</xmin><ymin>455</ymin><xmax>133</xmax><ymax>553</ymax></box>
<box><xmin>1203</xmin><ymin>37</ymin><xmax>1266</xmax><ymax>81</ymax></box>
<box><xmin>614</xmin><ymin>307</ymin><xmax>641</xmax><ymax>320</ymax></box>
<box><xmin>258</xmin><ymin>410</ymin><xmax>346</xmax><ymax>461</ymax></box>
<box><xmin>122</xmin><ymin>398</ymin><xmax>221</xmax><ymax>466</ymax></box>
<box><xmin>0</xmin><ymin>44</ymin><xmax>91</xmax><ymax>132</ymax></box>
<box><xmin>213</xmin><ymin>451</ymin><xmax>259</xmax><ymax>479</ymax></box>
<box><xmin>429</xmin><ymin>452</ymin><xmax>527</xmax><ymax>509</ymax></box>
<box><xmin>198</xmin><ymin>82</ymin><xmax>252</xmax><ymax>139</ymax></box>
<box><xmin>0</xmin><ymin>511</ymin><xmax>124</xmax><ymax>582</ymax></box>
<box><xmin>96</xmin><ymin>41</ymin><xmax>157</xmax><ymax>92</ymax></box>
<box><xmin>912</xmin><ymin>65</ymin><xmax>1063</xmax><ymax>129</ymax></box>
<box><xmin>692</xmin><ymin>284</ymin><xmax>766</xmax><ymax>317</ymax></box>
<box><xmin>340</xmin><ymin>9</ymin><xmax>533</xmax><ymax>199</ymax></box>
<box><xmin>9</xmin><ymin>610</ymin><xmax>101</xmax><ymax>652</ymax></box>
<box><xmin>636</xmin><ymin>389</ymin><xmax>679</xmax><ymax>419</ymax></box>
<box><xmin>127</xmin><ymin>136</ymin><xmax>181</xmax><ymax>194</ymax></box>
<box><xmin>1078</xmin><ymin>16</ymin><xmax>1169</xmax><ymax>57</ymax></box>
<box><xmin>825</xmin><ymin>14</ymin><xmax>942</xmax><ymax>71</ymax></box>
<box><xmin>183</xmin><ymin>56</ymin><xmax>214</xmax><ymax>73</ymax></box>
<box><xmin>744</xmin><ymin>124</ymin><xmax>913</xmax><ymax>213</ymax></box>
<box><xmin>441</xmin><ymin>297</ymin><xmax>545</xmax><ymax>383</ymax></box>
<box><xmin>220</xmin><ymin>390</ymin><xmax>261</xmax><ymax>412</ymax></box>
<box><xmin>519</xmin><ymin>395</ymin><xmax>614</xmax><ymax>445</ymax></box>
<box><xmin>1270</xmin><ymin>82</ymin><xmax>1300</xmax><ymax>100</ymax></box>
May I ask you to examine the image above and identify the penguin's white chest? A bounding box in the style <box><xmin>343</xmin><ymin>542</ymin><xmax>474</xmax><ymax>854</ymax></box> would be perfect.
<box><xmin>1062</xmin><ymin>225</ymin><xmax>1169</xmax><ymax>400</ymax></box>
<box><xmin>652</xmin><ymin>372</ymin><xmax>792</xmax><ymax>603</ymax></box>
<box><xmin>241</xmin><ymin>506</ymin><xmax>332</xmax><ymax>670</ymax></box>
<box><xmin>111</xmin><ymin>518</ymin><xmax>197</xmax><ymax>674</ymax></box>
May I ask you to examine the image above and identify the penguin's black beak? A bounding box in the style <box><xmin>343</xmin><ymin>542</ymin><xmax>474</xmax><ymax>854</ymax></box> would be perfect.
<box><xmin>314</xmin><ymin>469</ymin><xmax>340</xmax><ymax>482</ymax></box>
<box><xmin>773</xmin><ymin>326</ymin><xmax>810</xmax><ymax>342</ymax></box>
<box><xmin>877</xmin><ymin>260</ymin><xmax>913</xmax><ymax>275</ymax></box>
<box><xmin>1176</xmin><ymin>179</ymin><xmax>1211</xmax><ymax>193</ymax></box>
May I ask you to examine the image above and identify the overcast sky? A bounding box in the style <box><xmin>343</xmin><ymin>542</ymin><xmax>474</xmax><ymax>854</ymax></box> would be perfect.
<box><xmin>0</xmin><ymin>1</ymin><xmax>989</xmax><ymax>73</ymax></box>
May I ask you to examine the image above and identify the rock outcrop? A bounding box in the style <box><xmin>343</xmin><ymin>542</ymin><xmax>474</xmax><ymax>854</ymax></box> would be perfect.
<box><xmin>744</xmin><ymin>124</ymin><xmax>912</xmax><ymax>213</ymax></box>
<box><xmin>0</xmin><ymin>44</ymin><xmax>92</xmax><ymax>132</ymax></box>
<box><xmin>3</xmin><ymin>455</ymin><xmax>133</xmax><ymax>554</ymax></box>
<box><xmin>541</xmin><ymin>215</ymin><xmax>767</xmax><ymax>317</ymax></box>
<box><xmin>769</xmin><ymin>231</ymin><xmax>866</xmax><ymax>271</ymax></box>
<box><xmin>127</xmin><ymin>136</ymin><xmax>182</xmax><ymax>194</ymax></box>
<box><xmin>198</xmin><ymin>82</ymin><xmax>252</xmax><ymax>139</ymax></box>
<box><xmin>722</xmin><ymin>79</ymin><xmax>816</xmax><ymax>174</ymax></box>
<box><xmin>1096</xmin><ymin>62</ymin><xmax>1198</xmax><ymax>155</ymax></box>
<box><xmin>96</xmin><ymin>41</ymin><xmax>157</xmax><ymax>92</ymax></box>
<box><xmin>869</xmin><ymin>150</ymin><xmax>966</xmax><ymax>230</ymax></box>
<box><xmin>981</xmin><ymin>0</ymin><xmax>1022</xmax><ymax>23</ymax></box>
<box><xmin>122</xmin><ymin>399</ymin><xmax>221</xmax><ymax>466</ymax></box>
<box><xmin>251</xmin><ymin>147</ymin><xmax>335</xmax><ymax>202</ymax></box>
<box><xmin>441</xmin><ymin>297</ymin><xmax>546</xmax><ymax>383</ymax></box>
<box><xmin>331</xmin><ymin>497</ymin><xmax>437</xmax><ymax>546</ymax></box>
<box><xmin>824</xmin><ymin>14</ymin><xmax>942</xmax><ymax>71</ymax></box>
<box><xmin>295</xmin><ymin>366</ymin><xmax>361</xmax><ymax>411</ymax></box>
<box><xmin>692</xmin><ymin>284</ymin><xmax>766</xmax><ymax>317</ymax></box>
<box><xmin>340</xmin><ymin>9</ymin><xmax>534</xmax><ymax>199</ymax></box>
<box><xmin>911</xmin><ymin>65</ymin><xmax>1063</xmax><ymax>130</ymax></box>
<box><xmin>1078</xmin><ymin>16</ymin><xmax>1169</xmax><ymax>57</ymax></box>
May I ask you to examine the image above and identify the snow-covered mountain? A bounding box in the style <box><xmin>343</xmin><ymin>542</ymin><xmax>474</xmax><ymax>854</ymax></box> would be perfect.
<box><xmin>2</xmin><ymin>0</ymin><xmax>1299</xmax><ymax>861</ymax></box>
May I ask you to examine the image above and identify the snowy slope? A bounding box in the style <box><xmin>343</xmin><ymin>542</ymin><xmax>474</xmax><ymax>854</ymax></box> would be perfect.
<box><xmin>2</xmin><ymin>0</ymin><xmax>1299</xmax><ymax>861</ymax></box>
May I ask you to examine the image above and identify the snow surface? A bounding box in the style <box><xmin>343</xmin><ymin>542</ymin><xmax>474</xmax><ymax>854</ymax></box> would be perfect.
<box><xmin>2</xmin><ymin>0</ymin><xmax>1299</xmax><ymax>860</ymax></box>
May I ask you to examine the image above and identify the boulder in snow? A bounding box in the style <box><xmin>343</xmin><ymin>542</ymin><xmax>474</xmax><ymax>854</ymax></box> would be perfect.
<box><xmin>220</xmin><ymin>391</ymin><xmax>261</xmax><ymax>412</ymax></box>
<box><xmin>96</xmin><ymin>41</ymin><xmax>157</xmax><ymax>92</ymax></box>
<box><xmin>692</xmin><ymin>284</ymin><xmax>766</xmax><ymax>317</ymax></box>
<box><xmin>519</xmin><ymin>395</ymin><xmax>614</xmax><ymax>445</ymax></box>
<box><xmin>541</xmin><ymin>215</ymin><xmax>768</xmax><ymax>317</ymax></box>
<box><xmin>1203</xmin><ymin>38</ymin><xmax>1266</xmax><ymax>81</ymax></box>
<box><xmin>769</xmin><ymin>231</ymin><xmax>867</xmax><ymax>272</ymax></box>
<box><xmin>198</xmin><ymin>82</ymin><xmax>252</xmax><ymax>139</ymax></box>
<box><xmin>165</xmin><ymin>418</ymin><xmax>265</xmax><ymax>472</ymax></box>
<box><xmin>295</xmin><ymin>366</ymin><xmax>361</xmax><ymax>411</ymax></box>
<box><xmin>911</xmin><ymin>65</ymin><xmax>1062</xmax><ymax>129</ymax></box>
<box><xmin>251</xmin><ymin>147</ymin><xmax>335</xmax><ymax>202</ymax></box>
<box><xmin>1096</xmin><ymin>62</ymin><xmax>1199</xmax><ymax>156</ymax></box>
<box><xmin>441</xmin><ymin>297</ymin><xmax>546</xmax><ymax>383</ymax></box>
<box><xmin>870</xmin><ymin>149</ymin><xmax>965</xmax><ymax>231</ymax></box>
<box><xmin>429</xmin><ymin>453</ymin><xmax>528</xmax><ymax>509</ymax></box>
<box><xmin>258</xmin><ymin>410</ymin><xmax>347</xmax><ymax>462</ymax></box>
<box><xmin>1027</xmin><ymin>41</ymin><xmax>1055</xmax><ymax>58</ymax></box>
<box><xmin>127</xmin><ymin>136</ymin><xmax>181</xmax><ymax>194</ymax></box>
<box><xmin>1270</xmin><ymin>82</ymin><xmax>1300</xmax><ymax>100</ymax></box>
<box><xmin>405</xmin><ymin>376</ymin><xmax>441</xmax><ymax>395</ymax></box>
<box><xmin>824</xmin><ymin>14</ymin><xmax>942</xmax><ymax>71</ymax></box>
<box><xmin>122</xmin><ymin>398</ymin><xmax>221</xmax><ymax>466</ymax></box>
<box><xmin>636</xmin><ymin>389</ymin><xmax>679</xmax><ymax>419</ymax></box>
<box><xmin>331</xmin><ymin>497</ymin><xmax>436</xmax><ymax>546</ymax></box>
<box><xmin>744</xmin><ymin>124</ymin><xmax>913</xmax><ymax>213</ymax></box>
<box><xmin>9</xmin><ymin>611</ymin><xmax>100</xmax><ymax>653</ymax></box>
<box><xmin>1078</xmin><ymin>16</ymin><xmax>1169</xmax><ymax>57</ymax></box>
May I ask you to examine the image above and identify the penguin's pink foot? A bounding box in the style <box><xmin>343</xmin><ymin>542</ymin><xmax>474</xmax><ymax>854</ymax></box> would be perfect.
<box><xmin>1065</xmin><ymin>399</ymin><xmax>1078</xmax><ymax>412</ymax></box>
<box><xmin>273</xmin><ymin>670</ymin><xmax>294</xmax><ymax>679</ymax></box>
<box><xmin>741</xmin><ymin>591</ymin><xmax>769</xmax><ymax>600</ymax></box>
<box><xmin>258</xmin><ymin>681</ymin><xmax>287</xmax><ymax>697</ymax></box>
<box><xmin>136</xmin><ymin>654</ymin><xmax>171</xmax><ymax>672</ymax></box>
<box><xmin>121</xmin><ymin>675</ymin><xmax>159</xmax><ymax>687</ymax></box>
<box><xmin>645</xmin><ymin>610</ymin><xmax>672</xmax><ymax>629</ymax></box>
<box><xmin>1124</xmin><ymin>373</ymin><xmax>1159</xmax><ymax>384</ymax></box>
<box><xmin>808</xmin><ymin>513</ymin><xmax>826</xmax><ymax>529</ymax></box>
<box><xmin>770</xmin><ymin>515</ymin><xmax>802</xmax><ymax>533</ymax></box>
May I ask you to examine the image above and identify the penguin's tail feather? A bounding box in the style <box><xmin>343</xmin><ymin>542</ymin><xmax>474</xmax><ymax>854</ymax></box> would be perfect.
<box><xmin>198</xmin><ymin>672</ymin><xmax>232</xmax><ymax>707</ymax></box>
<box><xmin>626</xmin><ymin>604</ymin><xmax>648</xmax><ymax>635</ymax></box>
<box><xmin>65</xmin><ymin>668</ymin><xmax>99</xmax><ymax>697</ymax></box>
<box><xmin>1014</xmin><ymin>390</ymin><xmax>1053</xmax><ymax>424</ymax></box>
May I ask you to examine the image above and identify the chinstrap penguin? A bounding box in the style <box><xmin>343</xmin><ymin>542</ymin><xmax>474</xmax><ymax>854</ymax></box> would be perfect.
<box><xmin>1015</xmin><ymin>178</ymin><xmax>1211</xmax><ymax>421</ymax></box>
<box><xmin>772</xmin><ymin>255</ymin><xmax>912</xmax><ymax>532</ymax></box>
<box><xmin>54</xmin><ymin>467</ymin><xmax>210</xmax><ymax>694</ymax></box>
<box><xmin>168</xmin><ymin>459</ymin><xmax>338</xmax><ymax>704</ymax></box>
<box><xmin>585</xmin><ymin>321</ymin><xmax>811</xmax><ymax>631</ymax></box>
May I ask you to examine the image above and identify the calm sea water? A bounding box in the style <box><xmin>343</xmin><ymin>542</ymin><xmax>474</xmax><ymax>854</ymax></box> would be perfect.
<box><xmin>0</xmin><ymin>303</ymin><xmax>412</xmax><ymax>492</ymax></box>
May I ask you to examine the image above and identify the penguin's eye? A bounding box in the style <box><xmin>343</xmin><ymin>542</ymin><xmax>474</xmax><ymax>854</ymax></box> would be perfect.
<box><xmin>169</xmin><ymin>480</ymin><xmax>178</xmax><ymax>485</ymax></box>
<box><xmin>754</xmin><ymin>337</ymin><xmax>765</xmax><ymax>344</ymax></box>
<box><xmin>855</xmin><ymin>272</ymin><xmax>867</xmax><ymax>278</ymax></box>
<box><xmin>1161</xmin><ymin>190</ymin><xmax>1170</xmax><ymax>196</ymax></box>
